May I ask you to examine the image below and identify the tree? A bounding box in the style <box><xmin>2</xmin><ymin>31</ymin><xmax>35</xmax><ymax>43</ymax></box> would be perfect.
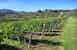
<box><xmin>37</xmin><ymin>10</ymin><xmax>43</xmax><ymax>13</ymax></box>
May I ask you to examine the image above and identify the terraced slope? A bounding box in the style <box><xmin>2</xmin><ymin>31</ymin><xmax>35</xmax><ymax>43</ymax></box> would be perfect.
<box><xmin>64</xmin><ymin>17</ymin><xmax>77</xmax><ymax>50</ymax></box>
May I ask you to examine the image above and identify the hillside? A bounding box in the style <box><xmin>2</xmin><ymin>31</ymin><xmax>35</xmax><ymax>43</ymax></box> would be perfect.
<box><xmin>0</xmin><ymin>9</ymin><xmax>76</xmax><ymax>20</ymax></box>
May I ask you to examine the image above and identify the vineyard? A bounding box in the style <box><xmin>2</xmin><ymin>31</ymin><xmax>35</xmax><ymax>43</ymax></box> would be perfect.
<box><xmin>0</xmin><ymin>9</ymin><xmax>77</xmax><ymax>50</ymax></box>
<box><xmin>0</xmin><ymin>16</ymin><xmax>65</xmax><ymax>50</ymax></box>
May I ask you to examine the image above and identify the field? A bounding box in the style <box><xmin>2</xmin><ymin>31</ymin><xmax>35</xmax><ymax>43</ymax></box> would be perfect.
<box><xmin>0</xmin><ymin>12</ymin><xmax>77</xmax><ymax>50</ymax></box>
<box><xmin>64</xmin><ymin>16</ymin><xmax>77</xmax><ymax>50</ymax></box>
<box><xmin>0</xmin><ymin>17</ymin><xmax>64</xmax><ymax>50</ymax></box>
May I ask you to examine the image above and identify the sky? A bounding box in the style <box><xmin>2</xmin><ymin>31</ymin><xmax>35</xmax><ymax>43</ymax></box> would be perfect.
<box><xmin>0</xmin><ymin>0</ymin><xmax>77</xmax><ymax>11</ymax></box>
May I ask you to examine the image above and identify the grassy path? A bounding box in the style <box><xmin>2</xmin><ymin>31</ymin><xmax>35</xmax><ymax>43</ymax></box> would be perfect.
<box><xmin>64</xmin><ymin>17</ymin><xmax>77</xmax><ymax>50</ymax></box>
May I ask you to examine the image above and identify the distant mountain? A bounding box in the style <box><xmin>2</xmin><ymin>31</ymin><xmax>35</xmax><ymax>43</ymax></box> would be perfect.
<box><xmin>0</xmin><ymin>9</ymin><xmax>18</xmax><ymax>14</ymax></box>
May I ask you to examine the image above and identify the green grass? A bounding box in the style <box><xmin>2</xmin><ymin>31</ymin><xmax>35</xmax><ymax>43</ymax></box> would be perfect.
<box><xmin>2</xmin><ymin>39</ymin><xmax>21</xmax><ymax>47</ymax></box>
<box><xmin>64</xmin><ymin>16</ymin><xmax>77</xmax><ymax>50</ymax></box>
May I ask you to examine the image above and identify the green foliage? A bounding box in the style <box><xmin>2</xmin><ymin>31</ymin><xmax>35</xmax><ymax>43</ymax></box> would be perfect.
<box><xmin>64</xmin><ymin>17</ymin><xmax>77</xmax><ymax>50</ymax></box>
<box><xmin>0</xmin><ymin>17</ymin><xmax>63</xmax><ymax>43</ymax></box>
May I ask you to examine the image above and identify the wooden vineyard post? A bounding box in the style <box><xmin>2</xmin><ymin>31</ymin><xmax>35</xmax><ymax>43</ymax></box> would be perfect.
<box><xmin>28</xmin><ymin>32</ymin><xmax>32</xmax><ymax>49</ymax></box>
<box><xmin>28</xmin><ymin>25</ymin><xmax>34</xmax><ymax>49</ymax></box>
<box><xmin>51</xmin><ymin>24</ymin><xmax>54</xmax><ymax>32</ymax></box>
<box><xmin>23</xmin><ymin>36</ymin><xmax>26</xmax><ymax>45</ymax></box>
<box><xmin>55</xmin><ymin>23</ymin><xmax>57</xmax><ymax>30</ymax></box>
<box><xmin>49</xmin><ymin>24</ymin><xmax>52</xmax><ymax>32</ymax></box>
<box><xmin>42</xmin><ymin>23</ymin><xmax>45</xmax><ymax>32</ymax></box>
<box><xmin>40</xmin><ymin>23</ymin><xmax>45</xmax><ymax>39</ymax></box>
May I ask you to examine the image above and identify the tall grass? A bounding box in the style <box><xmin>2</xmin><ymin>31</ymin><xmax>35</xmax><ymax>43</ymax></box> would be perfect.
<box><xmin>64</xmin><ymin>16</ymin><xmax>77</xmax><ymax>50</ymax></box>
